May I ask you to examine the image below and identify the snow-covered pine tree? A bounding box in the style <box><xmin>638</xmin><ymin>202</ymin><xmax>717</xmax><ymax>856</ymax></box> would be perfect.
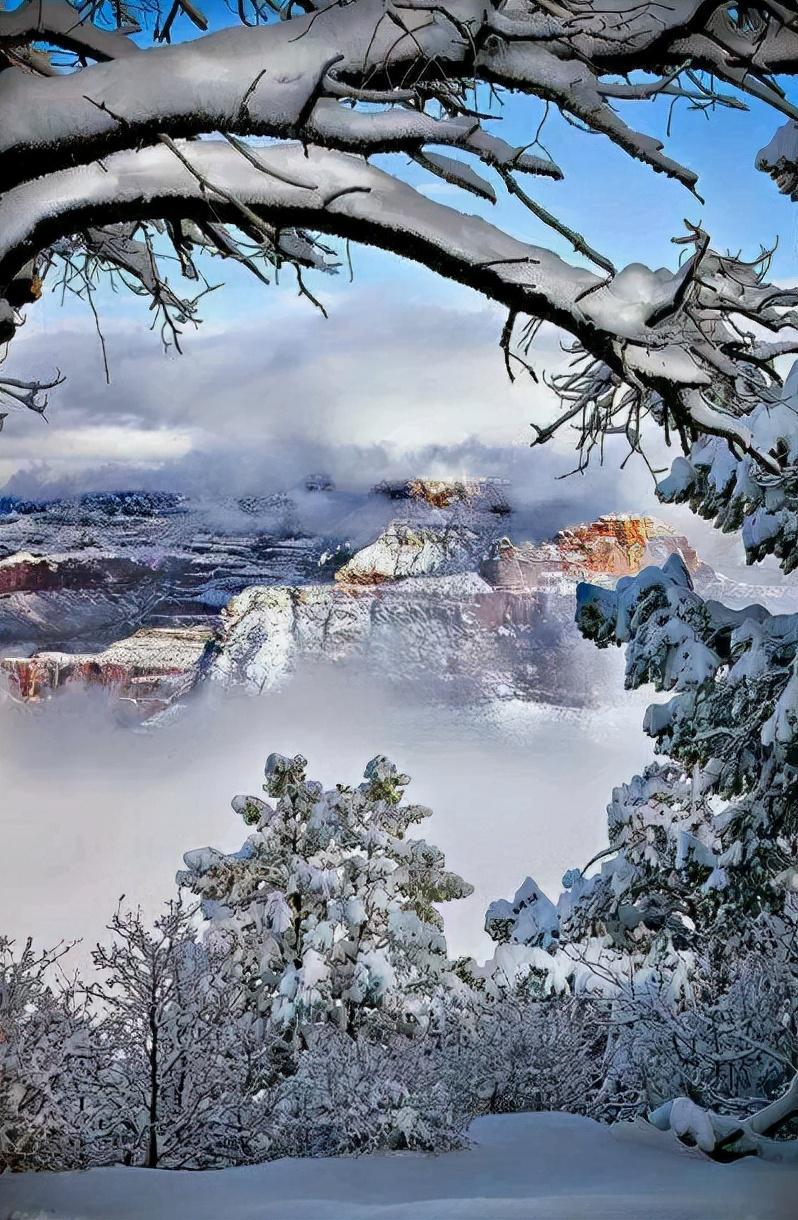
<box><xmin>479</xmin><ymin>535</ymin><xmax>796</xmax><ymax>1152</ymax></box>
<box><xmin>178</xmin><ymin>753</ymin><xmax>473</xmax><ymax>1041</ymax></box>
<box><xmin>478</xmin><ymin>516</ymin><xmax>798</xmax><ymax>1142</ymax></box>
<box><xmin>531</xmin><ymin>766</ymin><xmax>721</xmax><ymax>998</ymax></box>
<box><xmin>575</xmin><ymin>552</ymin><xmax>797</xmax><ymax>933</ymax></box>
<box><xmin>573</xmin><ymin>545</ymin><xmax>798</xmax><ymax>1152</ymax></box>
<box><xmin>483</xmin><ymin>754</ymin><xmax>798</xmax><ymax>1141</ymax></box>
<box><xmin>551</xmin><ymin>762</ymin><xmax>720</xmax><ymax>970</ymax></box>
<box><xmin>86</xmin><ymin>899</ymin><xmax>275</xmax><ymax>1168</ymax></box>
<box><xmin>487</xmin><ymin>544</ymin><xmax>796</xmax><ymax>980</ymax></box>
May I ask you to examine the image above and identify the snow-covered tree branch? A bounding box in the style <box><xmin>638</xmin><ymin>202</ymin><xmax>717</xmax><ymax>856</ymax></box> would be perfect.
<box><xmin>2</xmin><ymin>0</ymin><xmax>798</xmax><ymax>490</ymax></box>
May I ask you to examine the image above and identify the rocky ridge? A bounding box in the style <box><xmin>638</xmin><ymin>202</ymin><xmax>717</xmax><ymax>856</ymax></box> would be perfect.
<box><xmin>0</xmin><ymin>480</ymin><xmax>740</xmax><ymax>723</ymax></box>
<box><xmin>208</xmin><ymin>513</ymin><xmax>711</xmax><ymax>707</ymax></box>
<box><xmin>0</xmin><ymin>489</ymin><xmax>334</xmax><ymax>644</ymax></box>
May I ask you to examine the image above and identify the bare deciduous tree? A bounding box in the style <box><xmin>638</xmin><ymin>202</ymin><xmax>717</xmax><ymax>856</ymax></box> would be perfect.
<box><xmin>87</xmin><ymin>900</ymin><xmax>274</xmax><ymax>1168</ymax></box>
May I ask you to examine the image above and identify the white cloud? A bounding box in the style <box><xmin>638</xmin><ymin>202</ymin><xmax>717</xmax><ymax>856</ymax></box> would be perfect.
<box><xmin>1</xmin><ymin>281</ymin><xmax>573</xmax><ymax>489</ymax></box>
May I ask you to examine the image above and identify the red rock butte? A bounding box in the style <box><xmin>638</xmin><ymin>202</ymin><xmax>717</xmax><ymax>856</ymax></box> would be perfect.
<box><xmin>482</xmin><ymin>515</ymin><xmax>705</xmax><ymax>592</ymax></box>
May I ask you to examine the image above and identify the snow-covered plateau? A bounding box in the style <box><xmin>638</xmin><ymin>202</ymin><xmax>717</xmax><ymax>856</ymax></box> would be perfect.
<box><xmin>2</xmin><ymin>1112</ymin><xmax>795</xmax><ymax>1220</ymax></box>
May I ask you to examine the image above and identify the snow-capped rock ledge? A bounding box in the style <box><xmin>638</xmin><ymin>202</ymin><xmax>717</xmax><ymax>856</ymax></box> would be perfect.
<box><xmin>0</xmin><ymin>625</ymin><xmax>215</xmax><ymax>722</ymax></box>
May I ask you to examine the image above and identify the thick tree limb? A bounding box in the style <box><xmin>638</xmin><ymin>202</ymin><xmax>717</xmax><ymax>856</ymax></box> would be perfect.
<box><xmin>2</xmin><ymin>0</ymin><xmax>798</xmax><ymax>481</ymax></box>
<box><xmin>2</xmin><ymin>139</ymin><xmax>794</xmax><ymax>471</ymax></box>
<box><xmin>3</xmin><ymin>0</ymin><xmax>798</xmax><ymax>193</ymax></box>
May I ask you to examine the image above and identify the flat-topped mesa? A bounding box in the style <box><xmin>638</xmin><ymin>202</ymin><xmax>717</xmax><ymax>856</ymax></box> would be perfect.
<box><xmin>1</xmin><ymin>625</ymin><xmax>215</xmax><ymax>722</ymax></box>
<box><xmin>336</xmin><ymin>479</ymin><xmax>511</xmax><ymax>586</ymax></box>
<box><xmin>482</xmin><ymin>515</ymin><xmax>707</xmax><ymax>593</ymax></box>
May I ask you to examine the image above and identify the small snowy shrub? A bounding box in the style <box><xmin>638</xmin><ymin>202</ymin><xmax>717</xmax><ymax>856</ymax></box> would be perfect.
<box><xmin>0</xmin><ymin>938</ymin><xmax>99</xmax><ymax>1172</ymax></box>
<box><xmin>263</xmin><ymin>1029</ymin><xmax>468</xmax><ymax>1156</ymax></box>
<box><xmin>457</xmin><ymin>996</ymin><xmax>607</xmax><ymax>1118</ymax></box>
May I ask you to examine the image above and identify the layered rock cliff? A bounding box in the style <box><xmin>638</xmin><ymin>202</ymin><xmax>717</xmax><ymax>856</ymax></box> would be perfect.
<box><xmin>0</xmin><ymin>550</ymin><xmax>165</xmax><ymax>643</ymax></box>
<box><xmin>0</xmin><ymin>490</ymin><xmax>333</xmax><ymax>643</ymax></box>
<box><xmin>481</xmin><ymin>515</ymin><xmax>711</xmax><ymax>592</ymax></box>
<box><xmin>209</xmin><ymin>516</ymin><xmax>703</xmax><ymax>709</ymax></box>
<box><xmin>0</xmin><ymin>484</ymin><xmax>779</xmax><ymax>724</ymax></box>
<box><xmin>1</xmin><ymin>626</ymin><xmax>215</xmax><ymax>723</ymax></box>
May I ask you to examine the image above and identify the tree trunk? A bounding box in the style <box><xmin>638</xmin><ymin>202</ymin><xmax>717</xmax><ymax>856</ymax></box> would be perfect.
<box><xmin>146</xmin><ymin>1000</ymin><xmax>159</xmax><ymax>1169</ymax></box>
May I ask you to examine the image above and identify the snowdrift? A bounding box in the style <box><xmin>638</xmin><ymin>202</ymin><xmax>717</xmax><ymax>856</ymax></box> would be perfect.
<box><xmin>2</xmin><ymin>1111</ymin><xmax>796</xmax><ymax>1220</ymax></box>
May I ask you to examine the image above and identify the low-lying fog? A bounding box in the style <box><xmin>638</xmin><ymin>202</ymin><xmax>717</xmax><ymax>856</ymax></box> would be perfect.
<box><xmin>0</xmin><ymin>656</ymin><xmax>656</xmax><ymax>963</ymax></box>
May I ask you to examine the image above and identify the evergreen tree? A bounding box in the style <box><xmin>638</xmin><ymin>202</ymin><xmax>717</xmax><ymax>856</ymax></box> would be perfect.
<box><xmin>179</xmin><ymin>753</ymin><xmax>473</xmax><ymax>1040</ymax></box>
<box><xmin>485</xmin><ymin>548</ymin><xmax>798</xmax><ymax>1156</ymax></box>
<box><xmin>575</xmin><ymin>553</ymin><xmax>798</xmax><ymax>931</ymax></box>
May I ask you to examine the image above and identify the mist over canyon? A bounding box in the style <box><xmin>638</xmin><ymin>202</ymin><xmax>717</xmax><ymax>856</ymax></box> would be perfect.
<box><xmin>2</xmin><ymin>472</ymin><xmax>796</xmax><ymax>961</ymax></box>
<box><xmin>2</xmin><ymin>475</ymin><xmax>793</xmax><ymax>725</ymax></box>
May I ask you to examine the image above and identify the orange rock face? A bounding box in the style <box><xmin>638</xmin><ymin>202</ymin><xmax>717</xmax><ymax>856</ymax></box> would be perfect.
<box><xmin>555</xmin><ymin>516</ymin><xmax>678</xmax><ymax>576</ymax></box>
<box><xmin>482</xmin><ymin>515</ymin><xmax>703</xmax><ymax>591</ymax></box>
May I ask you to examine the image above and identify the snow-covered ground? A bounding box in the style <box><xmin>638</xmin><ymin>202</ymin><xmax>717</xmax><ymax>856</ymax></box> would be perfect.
<box><xmin>2</xmin><ymin>1113</ymin><xmax>796</xmax><ymax>1220</ymax></box>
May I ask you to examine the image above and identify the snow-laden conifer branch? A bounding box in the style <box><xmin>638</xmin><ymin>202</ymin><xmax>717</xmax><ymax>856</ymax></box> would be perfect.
<box><xmin>657</xmin><ymin>381</ymin><xmax>798</xmax><ymax>574</ymax></box>
<box><xmin>576</xmin><ymin>551</ymin><xmax>798</xmax><ymax>894</ymax></box>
